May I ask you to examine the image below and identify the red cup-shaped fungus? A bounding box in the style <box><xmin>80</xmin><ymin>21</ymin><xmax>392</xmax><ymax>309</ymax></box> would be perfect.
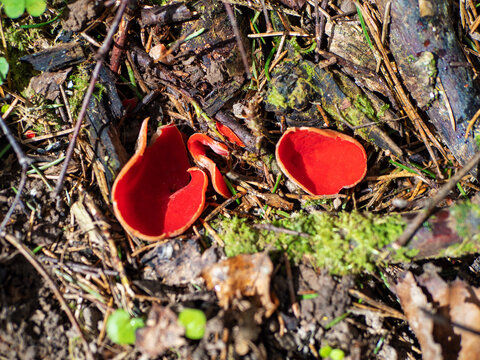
<box><xmin>187</xmin><ymin>133</ymin><xmax>231</xmax><ymax>198</ymax></box>
<box><xmin>215</xmin><ymin>121</ymin><xmax>245</xmax><ymax>147</ymax></box>
<box><xmin>276</xmin><ymin>127</ymin><xmax>367</xmax><ymax>195</ymax></box>
<box><xmin>112</xmin><ymin>120</ymin><xmax>208</xmax><ymax>241</ymax></box>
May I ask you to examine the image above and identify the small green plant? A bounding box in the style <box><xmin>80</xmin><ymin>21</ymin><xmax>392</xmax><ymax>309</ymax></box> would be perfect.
<box><xmin>178</xmin><ymin>308</ymin><xmax>207</xmax><ymax>340</ymax></box>
<box><xmin>106</xmin><ymin>309</ymin><xmax>145</xmax><ymax>345</ymax></box>
<box><xmin>0</xmin><ymin>57</ymin><xmax>8</xmax><ymax>85</ymax></box>
<box><xmin>319</xmin><ymin>345</ymin><xmax>345</xmax><ymax>360</ymax></box>
<box><xmin>1</xmin><ymin>0</ymin><xmax>47</xmax><ymax>19</ymax></box>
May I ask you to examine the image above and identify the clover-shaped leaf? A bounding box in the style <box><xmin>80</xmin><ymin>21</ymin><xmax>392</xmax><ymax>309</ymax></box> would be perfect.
<box><xmin>26</xmin><ymin>0</ymin><xmax>46</xmax><ymax>17</ymax></box>
<box><xmin>106</xmin><ymin>309</ymin><xmax>145</xmax><ymax>345</ymax></box>
<box><xmin>1</xmin><ymin>0</ymin><xmax>24</xmax><ymax>18</ymax></box>
<box><xmin>1</xmin><ymin>0</ymin><xmax>46</xmax><ymax>18</ymax></box>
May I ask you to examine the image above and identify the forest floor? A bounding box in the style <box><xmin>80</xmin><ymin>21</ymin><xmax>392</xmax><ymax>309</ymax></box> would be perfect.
<box><xmin>1</xmin><ymin>0</ymin><xmax>480</xmax><ymax>359</ymax></box>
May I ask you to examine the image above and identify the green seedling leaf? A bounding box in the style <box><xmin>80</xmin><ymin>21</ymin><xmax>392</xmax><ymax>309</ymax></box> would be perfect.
<box><xmin>106</xmin><ymin>309</ymin><xmax>145</xmax><ymax>345</ymax></box>
<box><xmin>329</xmin><ymin>349</ymin><xmax>345</xmax><ymax>360</ymax></box>
<box><xmin>319</xmin><ymin>345</ymin><xmax>332</xmax><ymax>358</ymax></box>
<box><xmin>25</xmin><ymin>0</ymin><xmax>46</xmax><ymax>17</ymax></box>
<box><xmin>1</xmin><ymin>0</ymin><xmax>25</xmax><ymax>19</ymax></box>
<box><xmin>0</xmin><ymin>57</ymin><xmax>8</xmax><ymax>85</ymax></box>
<box><xmin>178</xmin><ymin>308</ymin><xmax>206</xmax><ymax>340</ymax></box>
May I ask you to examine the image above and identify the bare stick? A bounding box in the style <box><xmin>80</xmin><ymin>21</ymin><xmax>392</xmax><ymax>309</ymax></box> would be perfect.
<box><xmin>315</xmin><ymin>0</ymin><xmax>328</xmax><ymax>61</ymax></box>
<box><xmin>223</xmin><ymin>2</ymin><xmax>251</xmax><ymax>78</ymax></box>
<box><xmin>253</xmin><ymin>223</ymin><xmax>310</xmax><ymax>237</ymax></box>
<box><xmin>0</xmin><ymin>114</ymin><xmax>31</xmax><ymax>234</ymax></box>
<box><xmin>314</xmin><ymin>0</ymin><xmax>320</xmax><ymax>61</ymax></box>
<box><xmin>395</xmin><ymin>150</ymin><xmax>480</xmax><ymax>247</ymax></box>
<box><xmin>54</xmin><ymin>0</ymin><xmax>130</xmax><ymax>197</ymax></box>
<box><xmin>3</xmin><ymin>233</ymin><xmax>94</xmax><ymax>360</ymax></box>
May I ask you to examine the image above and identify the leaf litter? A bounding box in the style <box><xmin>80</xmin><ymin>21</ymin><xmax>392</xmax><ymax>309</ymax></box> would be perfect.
<box><xmin>1</xmin><ymin>0</ymin><xmax>480</xmax><ymax>359</ymax></box>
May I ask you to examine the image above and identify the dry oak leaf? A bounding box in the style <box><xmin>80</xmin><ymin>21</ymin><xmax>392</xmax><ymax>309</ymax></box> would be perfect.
<box><xmin>396</xmin><ymin>267</ymin><xmax>480</xmax><ymax>360</ymax></box>
<box><xmin>201</xmin><ymin>252</ymin><xmax>278</xmax><ymax>319</ymax></box>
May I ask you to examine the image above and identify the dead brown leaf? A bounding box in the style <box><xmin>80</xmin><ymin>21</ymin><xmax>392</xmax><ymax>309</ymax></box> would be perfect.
<box><xmin>396</xmin><ymin>271</ymin><xmax>443</xmax><ymax>360</ymax></box>
<box><xmin>201</xmin><ymin>252</ymin><xmax>278</xmax><ymax>320</ymax></box>
<box><xmin>135</xmin><ymin>304</ymin><xmax>186</xmax><ymax>357</ymax></box>
<box><xmin>29</xmin><ymin>68</ymin><xmax>71</xmax><ymax>101</ymax></box>
<box><xmin>396</xmin><ymin>266</ymin><xmax>480</xmax><ymax>360</ymax></box>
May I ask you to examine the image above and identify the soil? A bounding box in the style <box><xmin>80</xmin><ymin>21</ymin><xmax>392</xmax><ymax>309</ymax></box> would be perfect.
<box><xmin>2</xmin><ymin>0</ymin><xmax>480</xmax><ymax>359</ymax></box>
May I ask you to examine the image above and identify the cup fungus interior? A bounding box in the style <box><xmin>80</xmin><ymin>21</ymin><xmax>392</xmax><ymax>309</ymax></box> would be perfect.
<box><xmin>276</xmin><ymin>128</ymin><xmax>367</xmax><ymax>195</ymax></box>
<box><xmin>112</xmin><ymin>123</ymin><xmax>208</xmax><ymax>239</ymax></box>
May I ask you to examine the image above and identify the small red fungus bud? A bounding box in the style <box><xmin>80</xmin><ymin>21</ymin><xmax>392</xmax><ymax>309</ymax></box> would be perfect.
<box><xmin>215</xmin><ymin>121</ymin><xmax>245</xmax><ymax>147</ymax></box>
<box><xmin>112</xmin><ymin>120</ymin><xmax>208</xmax><ymax>240</ymax></box>
<box><xmin>122</xmin><ymin>98</ymin><xmax>138</xmax><ymax>113</ymax></box>
<box><xmin>276</xmin><ymin>127</ymin><xmax>367</xmax><ymax>195</ymax></box>
<box><xmin>24</xmin><ymin>130</ymin><xmax>36</xmax><ymax>139</ymax></box>
<box><xmin>187</xmin><ymin>133</ymin><xmax>231</xmax><ymax>198</ymax></box>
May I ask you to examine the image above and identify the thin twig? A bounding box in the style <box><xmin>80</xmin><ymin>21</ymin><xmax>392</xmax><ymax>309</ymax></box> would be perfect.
<box><xmin>22</xmin><ymin>125</ymin><xmax>89</xmax><ymax>144</ymax></box>
<box><xmin>314</xmin><ymin>0</ymin><xmax>320</xmax><ymax>61</ymax></box>
<box><xmin>54</xmin><ymin>0</ymin><xmax>130</xmax><ymax>197</ymax></box>
<box><xmin>395</xmin><ymin>150</ymin><xmax>480</xmax><ymax>247</ymax></box>
<box><xmin>223</xmin><ymin>2</ymin><xmax>251</xmax><ymax>78</ymax></box>
<box><xmin>315</xmin><ymin>0</ymin><xmax>329</xmax><ymax>60</ymax></box>
<box><xmin>437</xmin><ymin>77</ymin><xmax>456</xmax><ymax>132</ymax></box>
<box><xmin>3</xmin><ymin>233</ymin><xmax>93</xmax><ymax>359</ymax></box>
<box><xmin>259</xmin><ymin>0</ymin><xmax>273</xmax><ymax>32</ymax></box>
<box><xmin>253</xmin><ymin>223</ymin><xmax>310</xmax><ymax>237</ymax></box>
<box><xmin>40</xmin><ymin>255</ymin><xmax>119</xmax><ymax>277</ymax></box>
<box><xmin>204</xmin><ymin>190</ymin><xmax>247</xmax><ymax>222</ymax></box>
<box><xmin>0</xmin><ymin>114</ymin><xmax>32</xmax><ymax>234</ymax></box>
<box><xmin>465</xmin><ymin>106</ymin><xmax>480</xmax><ymax>139</ymax></box>
<box><xmin>248</xmin><ymin>31</ymin><xmax>310</xmax><ymax>38</ymax></box>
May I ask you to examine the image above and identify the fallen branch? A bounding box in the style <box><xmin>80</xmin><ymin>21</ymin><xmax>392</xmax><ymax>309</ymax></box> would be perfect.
<box><xmin>395</xmin><ymin>150</ymin><xmax>480</xmax><ymax>247</ymax></box>
<box><xmin>54</xmin><ymin>0</ymin><xmax>130</xmax><ymax>197</ymax></box>
<box><xmin>0</xmin><ymin>113</ymin><xmax>31</xmax><ymax>235</ymax></box>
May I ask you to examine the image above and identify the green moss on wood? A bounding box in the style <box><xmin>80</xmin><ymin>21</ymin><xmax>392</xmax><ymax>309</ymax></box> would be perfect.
<box><xmin>215</xmin><ymin>202</ymin><xmax>480</xmax><ymax>274</ymax></box>
<box><xmin>215</xmin><ymin>211</ymin><xmax>407</xmax><ymax>275</ymax></box>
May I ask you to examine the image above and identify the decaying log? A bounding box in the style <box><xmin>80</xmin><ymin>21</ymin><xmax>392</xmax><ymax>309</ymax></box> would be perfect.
<box><xmin>86</xmin><ymin>67</ymin><xmax>128</xmax><ymax>185</ymax></box>
<box><xmin>376</xmin><ymin>0</ymin><xmax>480</xmax><ymax>168</ymax></box>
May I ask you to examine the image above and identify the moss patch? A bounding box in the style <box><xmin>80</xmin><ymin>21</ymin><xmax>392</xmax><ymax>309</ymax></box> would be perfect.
<box><xmin>215</xmin><ymin>211</ymin><xmax>407</xmax><ymax>275</ymax></box>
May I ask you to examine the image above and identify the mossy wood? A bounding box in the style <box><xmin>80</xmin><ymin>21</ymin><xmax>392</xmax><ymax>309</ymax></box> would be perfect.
<box><xmin>264</xmin><ymin>58</ymin><xmax>402</xmax><ymax>157</ymax></box>
<box><xmin>215</xmin><ymin>201</ymin><xmax>480</xmax><ymax>275</ymax></box>
<box><xmin>178</xmin><ymin>0</ymin><xmax>247</xmax><ymax>116</ymax></box>
<box><xmin>376</xmin><ymin>0</ymin><xmax>480</xmax><ymax>169</ymax></box>
<box><xmin>86</xmin><ymin>67</ymin><xmax>128</xmax><ymax>185</ymax></box>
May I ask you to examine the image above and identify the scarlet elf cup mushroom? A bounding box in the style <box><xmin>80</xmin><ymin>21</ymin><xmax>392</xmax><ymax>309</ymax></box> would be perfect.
<box><xmin>187</xmin><ymin>133</ymin><xmax>231</xmax><ymax>198</ymax></box>
<box><xmin>112</xmin><ymin>119</ymin><xmax>208</xmax><ymax>241</ymax></box>
<box><xmin>215</xmin><ymin>121</ymin><xmax>245</xmax><ymax>147</ymax></box>
<box><xmin>275</xmin><ymin>127</ymin><xmax>367</xmax><ymax>195</ymax></box>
